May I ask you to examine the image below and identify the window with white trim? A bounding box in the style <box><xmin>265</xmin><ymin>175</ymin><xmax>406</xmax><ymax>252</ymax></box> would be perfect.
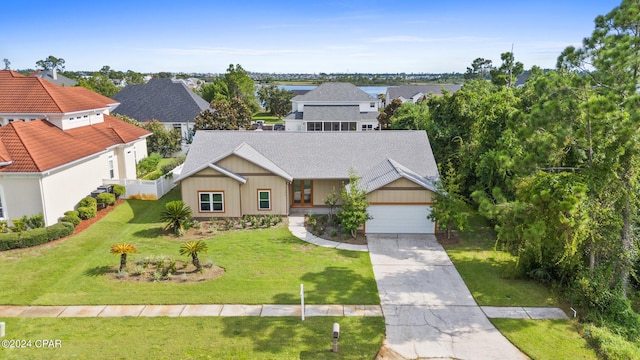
<box><xmin>108</xmin><ymin>155</ymin><xmax>114</xmax><ymax>179</ymax></box>
<box><xmin>258</xmin><ymin>190</ymin><xmax>271</xmax><ymax>210</ymax></box>
<box><xmin>199</xmin><ymin>192</ymin><xmax>224</xmax><ymax>212</ymax></box>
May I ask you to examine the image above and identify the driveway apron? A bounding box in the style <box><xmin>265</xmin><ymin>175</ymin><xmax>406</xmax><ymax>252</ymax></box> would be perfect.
<box><xmin>368</xmin><ymin>234</ymin><xmax>527</xmax><ymax>360</ymax></box>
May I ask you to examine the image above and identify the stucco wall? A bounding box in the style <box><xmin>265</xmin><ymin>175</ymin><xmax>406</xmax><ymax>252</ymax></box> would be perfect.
<box><xmin>0</xmin><ymin>176</ymin><xmax>43</xmax><ymax>225</ymax></box>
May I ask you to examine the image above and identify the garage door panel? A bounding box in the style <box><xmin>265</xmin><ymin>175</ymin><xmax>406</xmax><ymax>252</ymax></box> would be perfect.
<box><xmin>366</xmin><ymin>205</ymin><xmax>434</xmax><ymax>234</ymax></box>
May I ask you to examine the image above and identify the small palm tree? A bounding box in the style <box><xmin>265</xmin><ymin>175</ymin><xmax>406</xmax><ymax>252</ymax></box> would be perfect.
<box><xmin>179</xmin><ymin>240</ymin><xmax>208</xmax><ymax>272</ymax></box>
<box><xmin>110</xmin><ymin>243</ymin><xmax>137</xmax><ymax>272</ymax></box>
<box><xmin>160</xmin><ymin>200</ymin><xmax>192</xmax><ymax>235</ymax></box>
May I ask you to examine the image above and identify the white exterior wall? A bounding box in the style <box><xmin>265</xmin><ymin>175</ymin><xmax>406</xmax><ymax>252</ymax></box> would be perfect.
<box><xmin>116</xmin><ymin>140</ymin><xmax>147</xmax><ymax>179</ymax></box>
<box><xmin>39</xmin><ymin>153</ymin><xmax>109</xmax><ymax>225</ymax></box>
<box><xmin>51</xmin><ymin>110</ymin><xmax>107</xmax><ymax>130</ymax></box>
<box><xmin>0</xmin><ymin>176</ymin><xmax>43</xmax><ymax>224</ymax></box>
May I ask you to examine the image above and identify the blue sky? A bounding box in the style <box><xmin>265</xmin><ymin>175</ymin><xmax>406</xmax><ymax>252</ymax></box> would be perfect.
<box><xmin>2</xmin><ymin>0</ymin><xmax>622</xmax><ymax>74</ymax></box>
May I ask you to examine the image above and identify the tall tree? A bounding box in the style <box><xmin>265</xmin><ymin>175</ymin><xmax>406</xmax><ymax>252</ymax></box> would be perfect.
<box><xmin>337</xmin><ymin>170</ymin><xmax>371</xmax><ymax>239</ymax></box>
<box><xmin>257</xmin><ymin>84</ymin><xmax>294</xmax><ymax>119</ymax></box>
<box><xmin>464</xmin><ymin>57</ymin><xmax>493</xmax><ymax>80</ymax></box>
<box><xmin>77</xmin><ymin>74</ymin><xmax>118</xmax><ymax>97</ymax></box>
<box><xmin>490</xmin><ymin>51</ymin><xmax>524</xmax><ymax>87</ymax></box>
<box><xmin>3</xmin><ymin>58</ymin><xmax>10</xmax><ymax>70</ymax></box>
<box><xmin>35</xmin><ymin>55</ymin><xmax>65</xmax><ymax>71</ymax></box>
<box><xmin>377</xmin><ymin>98</ymin><xmax>403</xmax><ymax>129</ymax></box>
<box><xmin>557</xmin><ymin>0</ymin><xmax>640</xmax><ymax>296</ymax></box>
<box><xmin>214</xmin><ymin>64</ymin><xmax>259</xmax><ymax>113</ymax></box>
<box><xmin>142</xmin><ymin>120</ymin><xmax>182</xmax><ymax>157</ymax></box>
<box><xmin>194</xmin><ymin>98</ymin><xmax>252</xmax><ymax>130</ymax></box>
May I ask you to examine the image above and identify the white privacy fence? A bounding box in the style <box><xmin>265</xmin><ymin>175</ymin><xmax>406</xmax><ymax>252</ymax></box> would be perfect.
<box><xmin>103</xmin><ymin>164</ymin><xmax>183</xmax><ymax>200</ymax></box>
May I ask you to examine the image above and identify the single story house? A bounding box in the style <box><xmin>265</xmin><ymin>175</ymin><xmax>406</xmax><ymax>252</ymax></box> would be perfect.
<box><xmin>175</xmin><ymin>131</ymin><xmax>440</xmax><ymax>234</ymax></box>
<box><xmin>0</xmin><ymin>70</ymin><xmax>150</xmax><ymax>226</ymax></box>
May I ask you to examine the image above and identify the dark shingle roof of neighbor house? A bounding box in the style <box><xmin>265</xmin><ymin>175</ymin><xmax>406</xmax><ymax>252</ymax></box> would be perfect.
<box><xmin>112</xmin><ymin>78</ymin><xmax>211</xmax><ymax>123</ymax></box>
<box><xmin>286</xmin><ymin>105</ymin><xmax>379</xmax><ymax>121</ymax></box>
<box><xmin>386</xmin><ymin>84</ymin><xmax>462</xmax><ymax>100</ymax></box>
<box><xmin>176</xmin><ymin>131</ymin><xmax>439</xmax><ymax>183</ymax></box>
<box><xmin>293</xmin><ymin>82</ymin><xmax>374</xmax><ymax>102</ymax></box>
<box><xmin>29</xmin><ymin>69</ymin><xmax>78</xmax><ymax>87</ymax></box>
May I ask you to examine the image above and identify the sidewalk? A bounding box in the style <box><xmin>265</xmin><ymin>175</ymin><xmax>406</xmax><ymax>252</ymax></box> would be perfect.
<box><xmin>0</xmin><ymin>304</ymin><xmax>382</xmax><ymax>318</ymax></box>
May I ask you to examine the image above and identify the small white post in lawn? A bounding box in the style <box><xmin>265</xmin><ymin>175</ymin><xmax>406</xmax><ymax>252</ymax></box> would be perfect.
<box><xmin>300</xmin><ymin>283</ymin><xmax>305</xmax><ymax>321</ymax></box>
<box><xmin>0</xmin><ymin>322</ymin><xmax>5</xmax><ymax>337</ymax></box>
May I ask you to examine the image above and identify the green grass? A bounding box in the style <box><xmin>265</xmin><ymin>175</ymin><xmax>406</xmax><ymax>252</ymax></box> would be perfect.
<box><xmin>141</xmin><ymin>157</ymin><xmax>174</xmax><ymax>180</ymax></box>
<box><xmin>492</xmin><ymin>319</ymin><xmax>599</xmax><ymax>360</ymax></box>
<box><xmin>252</xmin><ymin>112</ymin><xmax>281</xmax><ymax>124</ymax></box>
<box><xmin>444</xmin><ymin>234</ymin><xmax>560</xmax><ymax>307</ymax></box>
<box><xmin>0</xmin><ymin>188</ymin><xmax>378</xmax><ymax>305</ymax></box>
<box><xmin>0</xmin><ymin>317</ymin><xmax>384</xmax><ymax>359</ymax></box>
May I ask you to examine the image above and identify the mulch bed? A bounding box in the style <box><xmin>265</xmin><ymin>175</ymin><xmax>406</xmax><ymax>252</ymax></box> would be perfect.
<box><xmin>435</xmin><ymin>230</ymin><xmax>459</xmax><ymax>245</ymax></box>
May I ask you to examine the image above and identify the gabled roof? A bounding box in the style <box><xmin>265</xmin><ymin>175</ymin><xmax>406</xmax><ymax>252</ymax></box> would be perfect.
<box><xmin>177</xmin><ymin>131</ymin><xmax>438</xmax><ymax>182</ymax></box>
<box><xmin>29</xmin><ymin>69</ymin><xmax>78</xmax><ymax>87</ymax></box>
<box><xmin>294</xmin><ymin>82</ymin><xmax>374</xmax><ymax>102</ymax></box>
<box><xmin>386</xmin><ymin>84</ymin><xmax>462</xmax><ymax>101</ymax></box>
<box><xmin>0</xmin><ymin>115</ymin><xmax>150</xmax><ymax>173</ymax></box>
<box><xmin>356</xmin><ymin>158</ymin><xmax>438</xmax><ymax>194</ymax></box>
<box><xmin>112</xmin><ymin>78</ymin><xmax>211</xmax><ymax>123</ymax></box>
<box><xmin>0</xmin><ymin>71</ymin><xmax>116</xmax><ymax>113</ymax></box>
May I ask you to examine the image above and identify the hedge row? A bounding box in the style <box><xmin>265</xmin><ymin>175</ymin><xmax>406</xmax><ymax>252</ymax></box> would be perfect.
<box><xmin>0</xmin><ymin>221</ymin><xmax>75</xmax><ymax>251</ymax></box>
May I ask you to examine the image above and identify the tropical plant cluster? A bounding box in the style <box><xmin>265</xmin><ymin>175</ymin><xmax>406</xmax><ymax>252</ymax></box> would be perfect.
<box><xmin>380</xmin><ymin>2</ymin><xmax>640</xmax><ymax>355</ymax></box>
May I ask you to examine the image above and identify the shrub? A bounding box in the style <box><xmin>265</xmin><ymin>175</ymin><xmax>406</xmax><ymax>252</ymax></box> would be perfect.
<box><xmin>160</xmin><ymin>200</ymin><xmax>193</xmax><ymax>235</ymax></box>
<box><xmin>0</xmin><ymin>220</ymin><xmax>7</xmax><ymax>233</ymax></box>
<box><xmin>0</xmin><ymin>220</ymin><xmax>74</xmax><ymax>251</ymax></box>
<box><xmin>78</xmin><ymin>196</ymin><xmax>97</xmax><ymax>209</ymax></box>
<box><xmin>47</xmin><ymin>222</ymin><xmax>74</xmax><ymax>240</ymax></box>
<box><xmin>26</xmin><ymin>214</ymin><xmax>45</xmax><ymax>229</ymax></box>
<box><xmin>61</xmin><ymin>214</ymin><xmax>81</xmax><ymax>227</ymax></box>
<box><xmin>77</xmin><ymin>206</ymin><xmax>97</xmax><ymax>220</ymax></box>
<box><xmin>96</xmin><ymin>192</ymin><xmax>116</xmax><ymax>206</ymax></box>
<box><xmin>10</xmin><ymin>216</ymin><xmax>28</xmax><ymax>232</ymax></box>
<box><xmin>64</xmin><ymin>210</ymin><xmax>79</xmax><ymax>217</ymax></box>
<box><xmin>136</xmin><ymin>153</ymin><xmax>162</xmax><ymax>178</ymax></box>
<box><xmin>160</xmin><ymin>156</ymin><xmax>186</xmax><ymax>175</ymax></box>
<box><xmin>110</xmin><ymin>184</ymin><xmax>126</xmax><ymax>198</ymax></box>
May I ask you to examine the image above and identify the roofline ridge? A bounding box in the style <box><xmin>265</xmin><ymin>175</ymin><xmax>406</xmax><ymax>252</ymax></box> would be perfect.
<box><xmin>10</xmin><ymin>121</ymin><xmax>44</xmax><ymax>172</ymax></box>
<box><xmin>36</xmin><ymin>77</ymin><xmax>67</xmax><ymax>113</ymax></box>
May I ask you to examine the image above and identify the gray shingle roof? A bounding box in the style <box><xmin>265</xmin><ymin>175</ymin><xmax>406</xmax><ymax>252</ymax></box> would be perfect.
<box><xmin>386</xmin><ymin>84</ymin><xmax>462</xmax><ymax>101</ymax></box>
<box><xmin>29</xmin><ymin>70</ymin><xmax>77</xmax><ymax>87</ymax></box>
<box><xmin>356</xmin><ymin>158</ymin><xmax>438</xmax><ymax>193</ymax></box>
<box><xmin>112</xmin><ymin>78</ymin><xmax>211</xmax><ymax>123</ymax></box>
<box><xmin>176</xmin><ymin>131</ymin><xmax>439</xmax><ymax>182</ymax></box>
<box><xmin>295</xmin><ymin>82</ymin><xmax>374</xmax><ymax>102</ymax></box>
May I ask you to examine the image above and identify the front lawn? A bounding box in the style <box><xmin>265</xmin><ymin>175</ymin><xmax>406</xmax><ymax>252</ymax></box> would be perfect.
<box><xmin>0</xmin><ymin>188</ymin><xmax>378</xmax><ymax>305</ymax></box>
<box><xmin>0</xmin><ymin>317</ymin><xmax>384</xmax><ymax>360</ymax></box>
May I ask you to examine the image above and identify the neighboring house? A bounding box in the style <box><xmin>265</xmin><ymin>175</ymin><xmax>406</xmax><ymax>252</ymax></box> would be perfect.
<box><xmin>175</xmin><ymin>131</ymin><xmax>440</xmax><ymax>234</ymax></box>
<box><xmin>284</xmin><ymin>82</ymin><xmax>381</xmax><ymax>132</ymax></box>
<box><xmin>0</xmin><ymin>70</ymin><xmax>150</xmax><ymax>226</ymax></box>
<box><xmin>385</xmin><ymin>84</ymin><xmax>462</xmax><ymax>106</ymax></box>
<box><xmin>29</xmin><ymin>69</ymin><xmax>78</xmax><ymax>87</ymax></box>
<box><xmin>112</xmin><ymin>78</ymin><xmax>211</xmax><ymax>139</ymax></box>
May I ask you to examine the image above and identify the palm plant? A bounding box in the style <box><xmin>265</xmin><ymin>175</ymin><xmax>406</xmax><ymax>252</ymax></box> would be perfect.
<box><xmin>179</xmin><ymin>240</ymin><xmax>208</xmax><ymax>272</ymax></box>
<box><xmin>110</xmin><ymin>243</ymin><xmax>137</xmax><ymax>272</ymax></box>
<box><xmin>160</xmin><ymin>200</ymin><xmax>192</xmax><ymax>235</ymax></box>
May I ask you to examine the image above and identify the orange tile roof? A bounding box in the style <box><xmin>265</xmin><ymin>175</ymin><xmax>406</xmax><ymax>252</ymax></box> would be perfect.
<box><xmin>0</xmin><ymin>70</ymin><xmax>117</xmax><ymax>113</ymax></box>
<box><xmin>0</xmin><ymin>116</ymin><xmax>150</xmax><ymax>173</ymax></box>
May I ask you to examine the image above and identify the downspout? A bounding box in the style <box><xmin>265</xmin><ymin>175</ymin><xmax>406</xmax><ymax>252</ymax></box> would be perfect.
<box><xmin>238</xmin><ymin>183</ymin><xmax>242</xmax><ymax>217</ymax></box>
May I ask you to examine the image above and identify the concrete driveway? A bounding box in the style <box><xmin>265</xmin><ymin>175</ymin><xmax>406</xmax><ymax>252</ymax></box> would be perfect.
<box><xmin>368</xmin><ymin>234</ymin><xmax>527</xmax><ymax>360</ymax></box>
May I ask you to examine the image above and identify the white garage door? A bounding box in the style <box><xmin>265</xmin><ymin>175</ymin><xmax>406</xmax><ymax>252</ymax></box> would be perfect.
<box><xmin>366</xmin><ymin>205</ymin><xmax>435</xmax><ymax>234</ymax></box>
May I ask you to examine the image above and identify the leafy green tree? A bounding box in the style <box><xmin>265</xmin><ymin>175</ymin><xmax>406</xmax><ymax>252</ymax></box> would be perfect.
<box><xmin>257</xmin><ymin>84</ymin><xmax>294</xmax><ymax>118</ymax></box>
<box><xmin>179</xmin><ymin>240</ymin><xmax>208</xmax><ymax>272</ymax></box>
<box><xmin>377</xmin><ymin>98</ymin><xmax>403</xmax><ymax>129</ymax></box>
<box><xmin>110</xmin><ymin>243</ymin><xmax>137</xmax><ymax>272</ymax></box>
<box><xmin>207</xmin><ymin>64</ymin><xmax>259</xmax><ymax>112</ymax></box>
<box><xmin>464</xmin><ymin>57</ymin><xmax>492</xmax><ymax>80</ymax></box>
<box><xmin>124</xmin><ymin>70</ymin><xmax>144</xmax><ymax>85</ymax></box>
<box><xmin>337</xmin><ymin>170</ymin><xmax>371</xmax><ymax>238</ymax></box>
<box><xmin>429</xmin><ymin>162</ymin><xmax>469</xmax><ymax>239</ymax></box>
<box><xmin>99</xmin><ymin>65</ymin><xmax>111</xmax><ymax>77</ymax></box>
<box><xmin>490</xmin><ymin>51</ymin><xmax>524</xmax><ymax>87</ymax></box>
<box><xmin>77</xmin><ymin>74</ymin><xmax>118</xmax><ymax>97</ymax></box>
<box><xmin>35</xmin><ymin>55</ymin><xmax>65</xmax><ymax>71</ymax></box>
<box><xmin>3</xmin><ymin>58</ymin><xmax>10</xmax><ymax>70</ymax></box>
<box><xmin>390</xmin><ymin>101</ymin><xmax>430</xmax><ymax>130</ymax></box>
<box><xmin>161</xmin><ymin>200</ymin><xmax>193</xmax><ymax>236</ymax></box>
<box><xmin>141</xmin><ymin>120</ymin><xmax>181</xmax><ymax>157</ymax></box>
<box><xmin>194</xmin><ymin>98</ymin><xmax>252</xmax><ymax>130</ymax></box>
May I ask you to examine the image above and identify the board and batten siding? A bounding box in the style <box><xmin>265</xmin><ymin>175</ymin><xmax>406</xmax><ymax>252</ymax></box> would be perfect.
<box><xmin>181</xmin><ymin>168</ymin><xmax>242</xmax><ymax>217</ymax></box>
<box><xmin>312</xmin><ymin>179</ymin><xmax>345</xmax><ymax>206</ymax></box>
<box><xmin>367</xmin><ymin>178</ymin><xmax>433</xmax><ymax>204</ymax></box>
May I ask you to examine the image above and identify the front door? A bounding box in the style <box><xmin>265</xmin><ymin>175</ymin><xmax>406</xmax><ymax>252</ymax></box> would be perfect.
<box><xmin>292</xmin><ymin>179</ymin><xmax>313</xmax><ymax>207</ymax></box>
